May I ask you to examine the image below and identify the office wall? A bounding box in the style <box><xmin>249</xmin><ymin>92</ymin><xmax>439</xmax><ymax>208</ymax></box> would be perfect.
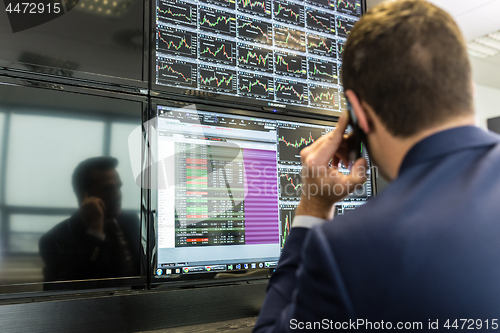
<box><xmin>474</xmin><ymin>84</ymin><xmax>500</xmax><ymax>130</ymax></box>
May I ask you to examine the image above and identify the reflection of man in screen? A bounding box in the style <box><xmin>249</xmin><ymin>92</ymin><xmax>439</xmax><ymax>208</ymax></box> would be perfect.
<box><xmin>39</xmin><ymin>157</ymin><xmax>141</xmax><ymax>284</ymax></box>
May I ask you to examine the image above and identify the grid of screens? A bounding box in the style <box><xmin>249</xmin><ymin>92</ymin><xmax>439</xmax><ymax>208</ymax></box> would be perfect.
<box><xmin>155</xmin><ymin>105</ymin><xmax>371</xmax><ymax>277</ymax></box>
<box><xmin>154</xmin><ymin>0</ymin><xmax>362</xmax><ymax>111</ymax></box>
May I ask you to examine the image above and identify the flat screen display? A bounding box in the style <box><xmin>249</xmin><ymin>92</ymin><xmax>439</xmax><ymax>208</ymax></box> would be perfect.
<box><xmin>154</xmin><ymin>104</ymin><xmax>371</xmax><ymax>278</ymax></box>
<box><xmin>154</xmin><ymin>0</ymin><xmax>362</xmax><ymax>113</ymax></box>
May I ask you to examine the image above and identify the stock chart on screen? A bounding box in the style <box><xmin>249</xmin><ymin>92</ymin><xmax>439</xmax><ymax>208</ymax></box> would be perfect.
<box><xmin>155</xmin><ymin>0</ymin><xmax>362</xmax><ymax>112</ymax></box>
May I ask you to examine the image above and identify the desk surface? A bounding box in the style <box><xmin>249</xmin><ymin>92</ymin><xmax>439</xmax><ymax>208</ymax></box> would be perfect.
<box><xmin>140</xmin><ymin>316</ymin><xmax>258</xmax><ymax>333</ymax></box>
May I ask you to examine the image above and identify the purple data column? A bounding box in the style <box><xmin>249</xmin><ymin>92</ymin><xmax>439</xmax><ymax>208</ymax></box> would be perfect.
<box><xmin>243</xmin><ymin>148</ymin><xmax>279</xmax><ymax>245</ymax></box>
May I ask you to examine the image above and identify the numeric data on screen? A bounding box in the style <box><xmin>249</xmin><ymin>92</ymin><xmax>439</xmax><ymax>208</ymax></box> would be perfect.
<box><xmin>155</xmin><ymin>0</ymin><xmax>362</xmax><ymax>111</ymax></box>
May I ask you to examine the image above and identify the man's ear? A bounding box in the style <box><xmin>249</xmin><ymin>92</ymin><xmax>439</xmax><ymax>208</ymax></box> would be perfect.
<box><xmin>345</xmin><ymin>90</ymin><xmax>370</xmax><ymax>134</ymax></box>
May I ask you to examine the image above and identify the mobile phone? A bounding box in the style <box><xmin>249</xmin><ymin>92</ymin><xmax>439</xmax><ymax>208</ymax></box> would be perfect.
<box><xmin>345</xmin><ymin>100</ymin><xmax>366</xmax><ymax>167</ymax></box>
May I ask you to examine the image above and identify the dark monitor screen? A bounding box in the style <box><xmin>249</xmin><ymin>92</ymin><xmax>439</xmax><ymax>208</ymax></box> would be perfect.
<box><xmin>153</xmin><ymin>0</ymin><xmax>363</xmax><ymax>114</ymax></box>
<box><xmin>0</xmin><ymin>0</ymin><xmax>146</xmax><ymax>89</ymax></box>
<box><xmin>152</xmin><ymin>103</ymin><xmax>371</xmax><ymax>280</ymax></box>
<box><xmin>0</xmin><ymin>78</ymin><xmax>146</xmax><ymax>296</ymax></box>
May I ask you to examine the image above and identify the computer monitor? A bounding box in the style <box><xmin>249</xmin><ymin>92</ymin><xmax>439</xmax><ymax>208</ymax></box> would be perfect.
<box><xmin>150</xmin><ymin>102</ymin><xmax>372</xmax><ymax>283</ymax></box>
<box><xmin>152</xmin><ymin>0</ymin><xmax>365</xmax><ymax>116</ymax></box>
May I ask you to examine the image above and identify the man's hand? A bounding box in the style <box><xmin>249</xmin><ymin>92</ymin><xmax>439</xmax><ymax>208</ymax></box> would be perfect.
<box><xmin>296</xmin><ymin>112</ymin><xmax>368</xmax><ymax>220</ymax></box>
<box><xmin>80</xmin><ymin>192</ymin><xmax>106</xmax><ymax>234</ymax></box>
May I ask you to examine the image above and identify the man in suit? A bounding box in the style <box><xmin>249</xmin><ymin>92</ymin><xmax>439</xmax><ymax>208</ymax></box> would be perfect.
<box><xmin>254</xmin><ymin>1</ymin><xmax>500</xmax><ymax>331</ymax></box>
<box><xmin>39</xmin><ymin>157</ymin><xmax>141</xmax><ymax>286</ymax></box>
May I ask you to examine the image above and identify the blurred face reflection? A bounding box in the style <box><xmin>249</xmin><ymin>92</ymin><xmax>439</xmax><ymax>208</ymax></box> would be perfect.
<box><xmin>88</xmin><ymin>168</ymin><xmax>123</xmax><ymax>219</ymax></box>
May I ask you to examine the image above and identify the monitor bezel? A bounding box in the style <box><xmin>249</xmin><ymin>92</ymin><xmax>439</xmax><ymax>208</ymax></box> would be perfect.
<box><xmin>147</xmin><ymin>97</ymin><xmax>375</xmax><ymax>289</ymax></box>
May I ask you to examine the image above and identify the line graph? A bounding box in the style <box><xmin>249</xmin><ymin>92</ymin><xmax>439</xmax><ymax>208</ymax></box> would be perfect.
<box><xmin>157</xmin><ymin>0</ymin><xmax>196</xmax><ymax>25</ymax></box>
<box><xmin>201</xmin><ymin>0</ymin><xmax>235</xmax><ymax>9</ymax></box>
<box><xmin>281</xmin><ymin>213</ymin><xmax>290</xmax><ymax>248</ymax></box>
<box><xmin>279</xmin><ymin>206</ymin><xmax>298</xmax><ymax>248</ymax></box>
<box><xmin>157</xmin><ymin>28</ymin><xmax>197</xmax><ymax>58</ymax></box>
<box><xmin>200</xmin><ymin>67</ymin><xmax>237</xmax><ymax>93</ymax></box>
<box><xmin>238</xmin><ymin>73</ymin><xmax>274</xmax><ymax>100</ymax></box>
<box><xmin>279</xmin><ymin>169</ymin><xmax>302</xmax><ymax>200</ymax></box>
<box><xmin>275</xmin><ymin>80</ymin><xmax>308</xmax><ymax>104</ymax></box>
<box><xmin>337</xmin><ymin>40</ymin><xmax>345</xmax><ymax>59</ymax></box>
<box><xmin>306</xmin><ymin>9</ymin><xmax>333</xmax><ymax>32</ymax></box>
<box><xmin>308</xmin><ymin>59</ymin><xmax>338</xmax><ymax>83</ymax></box>
<box><xmin>307</xmin><ymin>34</ymin><xmax>335</xmax><ymax>55</ymax></box>
<box><xmin>308</xmin><ymin>85</ymin><xmax>338</xmax><ymax>109</ymax></box>
<box><xmin>337</xmin><ymin>15</ymin><xmax>356</xmax><ymax>38</ymax></box>
<box><xmin>238</xmin><ymin>0</ymin><xmax>270</xmax><ymax>16</ymax></box>
<box><xmin>274</xmin><ymin>0</ymin><xmax>304</xmax><ymax>27</ymax></box>
<box><xmin>200</xmin><ymin>8</ymin><xmax>236</xmax><ymax>36</ymax></box>
<box><xmin>279</xmin><ymin>132</ymin><xmax>315</xmax><ymax>148</ymax></box>
<box><xmin>278</xmin><ymin>126</ymin><xmax>324</xmax><ymax>163</ymax></box>
<box><xmin>307</xmin><ymin>0</ymin><xmax>333</xmax><ymax>9</ymax></box>
<box><xmin>237</xmin><ymin>45</ymin><xmax>273</xmax><ymax>72</ymax></box>
<box><xmin>237</xmin><ymin>18</ymin><xmax>272</xmax><ymax>45</ymax></box>
<box><xmin>337</xmin><ymin>0</ymin><xmax>361</xmax><ymax>17</ymax></box>
<box><xmin>199</xmin><ymin>36</ymin><xmax>236</xmax><ymax>65</ymax></box>
<box><xmin>275</xmin><ymin>53</ymin><xmax>307</xmax><ymax>78</ymax></box>
<box><xmin>157</xmin><ymin>60</ymin><xmax>197</xmax><ymax>88</ymax></box>
<box><xmin>274</xmin><ymin>26</ymin><xmax>306</xmax><ymax>52</ymax></box>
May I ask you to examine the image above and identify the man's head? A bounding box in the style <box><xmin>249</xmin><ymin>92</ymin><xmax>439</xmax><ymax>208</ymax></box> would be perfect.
<box><xmin>72</xmin><ymin>157</ymin><xmax>122</xmax><ymax>218</ymax></box>
<box><xmin>342</xmin><ymin>0</ymin><xmax>474</xmax><ymax>178</ymax></box>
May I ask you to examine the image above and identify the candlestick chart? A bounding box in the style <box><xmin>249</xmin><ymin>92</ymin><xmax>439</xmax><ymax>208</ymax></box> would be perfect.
<box><xmin>275</xmin><ymin>53</ymin><xmax>307</xmax><ymax>78</ymax></box>
<box><xmin>238</xmin><ymin>73</ymin><xmax>274</xmax><ymax>100</ymax></box>
<box><xmin>157</xmin><ymin>0</ymin><xmax>197</xmax><ymax>25</ymax></box>
<box><xmin>199</xmin><ymin>36</ymin><xmax>236</xmax><ymax>65</ymax></box>
<box><xmin>274</xmin><ymin>25</ymin><xmax>306</xmax><ymax>52</ymax></box>
<box><xmin>157</xmin><ymin>27</ymin><xmax>197</xmax><ymax>58</ymax></box>
<box><xmin>273</xmin><ymin>0</ymin><xmax>305</xmax><ymax>27</ymax></box>
<box><xmin>275</xmin><ymin>80</ymin><xmax>308</xmax><ymax>104</ymax></box>
<box><xmin>337</xmin><ymin>0</ymin><xmax>361</xmax><ymax>17</ymax></box>
<box><xmin>308</xmin><ymin>59</ymin><xmax>338</xmax><ymax>84</ymax></box>
<box><xmin>237</xmin><ymin>44</ymin><xmax>273</xmax><ymax>72</ymax></box>
<box><xmin>307</xmin><ymin>34</ymin><xmax>336</xmax><ymax>56</ymax></box>
<box><xmin>200</xmin><ymin>66</ymin><xmax>237</xmax><ymax>93</ymax></box>
<box><xmin>308</xmin><ymin>85</ymin><xmax>338</xmax><ymax>109</ymax></box>
<box><xmin>237</xmin><ymin>17</ymin><xmax>272</xmax><ymax>45</ymax></box>
<box><xmin>278</xmin><ymin>126</ymin><xmax>323</xmax><ymax>163</ymax></box>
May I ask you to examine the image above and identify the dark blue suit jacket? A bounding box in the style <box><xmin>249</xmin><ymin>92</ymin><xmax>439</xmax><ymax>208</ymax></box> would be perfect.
<box><xmin>254</xmin><ymin>126</ymin><xmax>500</xmax><ymax>332</ymax></box>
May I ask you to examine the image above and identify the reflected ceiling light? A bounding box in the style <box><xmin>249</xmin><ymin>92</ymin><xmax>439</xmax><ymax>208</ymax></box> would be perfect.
<box><xmin>468</xmin><ymin>30</ymin><xmax>500</xmax><ymax>59</ymax></box>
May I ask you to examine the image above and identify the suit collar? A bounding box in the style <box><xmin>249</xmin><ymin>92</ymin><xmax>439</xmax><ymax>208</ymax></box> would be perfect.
<box><xmin>399</xmin><ymin>126</ymin><xmax>499</xmax><ymax>175</ymax></box>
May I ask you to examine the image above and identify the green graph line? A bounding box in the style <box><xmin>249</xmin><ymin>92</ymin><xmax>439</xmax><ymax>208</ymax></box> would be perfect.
<box><xmin>238</xmin><ymin>50</ymin><xmax>269</xmax><ymax>66</ymax></box>
<box><xmin>240</xmin><ymin>79</ymin><xmax>270</xmax><ymax>92</ymax></box>
<box><xmin>239</xmin><ymin>0</ymin><xmax>265</xmax><ymax>10</ymax></box>
<box><xmin>308</xmin><ymin>39</ymin><xmax>335</xmax><ymax>53</ymax></box>
<box><xmin>200</xmin><ymin>74</ymin><xmax>234</xmax><ymax>87</ymax></box>
<box><xmin>238</xmin><ymin>21</ymin><xmax>270</xmax><ymax>41</ymax></box>
<box><xmin>312</xmin><ymin>63</ymin><xmax>336</xmax><ymax>78</ymax></box>
<box><xmin>158</xmin><ymin>32</ymin><xmax>191</xmax><ymax>51</ymax></box>
<box><xmin>158</xmin><ymin>63</ymin><xmax>191</xmax><ymax>82</ymax></box>
<box><xmin>279</xmin><ymin>132</ymin><xmax>315</xmax><ymax>147</ymax></box>
<box><xmin>337</xmin><ymin>0</ymin><xmax>360</xmax><ymax>10</ymax></box>
<box><xmin>276</xmin><ymin>55</ymin><xmax>306</xmax><ymax>74</ymax></box>
<box><xmin>274</xmin><ymin>2</ymin><xmax>299</xmax><ymax>20</ymax></box>
<box><xmin>201</xmin><ymin>13</ymin><xmax>232</xmax><ymax>27</ymax></box>
<box><xmin>282</xmin><ymin>30</ymin><xmax>304</xmax><ymax>46</ymax></box>
<box><xmin>158</xmin><ymin>6</ymin><xmax>192</xmax><ymax>21</ymax></box>
<box><xmin>337</xmin><ymin>20</ymin><xmax>350</xmax><ymax>35</ymax></box>
<box><xmin>276</xmin><ymin>83</ymin><xmax>306</xmax><ymax>100</ymax></box>
<box><xmin>309</xmin><ymin>90</ymin><xmax>335</xmax><ymax>102</ymax></box>
<box><xmin>200</xmin><ymin>43</ymin><xmax>233</xmax><ymax>61</ymax></box>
